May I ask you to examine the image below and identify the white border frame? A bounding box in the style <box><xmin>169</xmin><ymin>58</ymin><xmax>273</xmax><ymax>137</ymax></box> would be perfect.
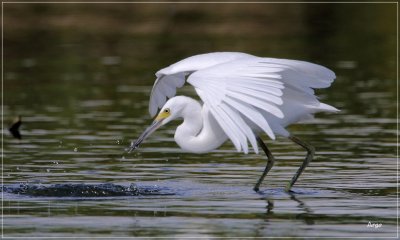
<box><xmin>1</xmin><ymin>1</ymin><xmax>398</xmax><ymax>239</ymax></box>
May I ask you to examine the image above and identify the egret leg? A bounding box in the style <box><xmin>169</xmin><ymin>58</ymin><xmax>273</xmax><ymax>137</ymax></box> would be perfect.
<box><xmin>285</xmin><ymin>135</ymin><xmax>315</xmax><ymax>192</ymax></box>
<box><xmin>253</xmin><ymin>136</ymin><xmax>275</xmax><ymax>192</ymax></box>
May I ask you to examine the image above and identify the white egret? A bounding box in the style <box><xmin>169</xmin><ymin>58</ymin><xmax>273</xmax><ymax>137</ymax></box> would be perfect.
<box><xmin>128</xmin><ymin>52</ymin><xmax>338</xmax><ymax>192</ymax></box>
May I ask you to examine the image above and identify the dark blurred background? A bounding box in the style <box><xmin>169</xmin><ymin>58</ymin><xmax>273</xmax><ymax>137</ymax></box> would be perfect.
<box><xmin>3</xmin><ymin>2</ymin><xmax>397</xmax><ymax>142</ymax></box>
<box><xmin>2</xmin><ymin>2</ymin><xmax>397</xmax><ymax>135</ymax></box>
<box><xmin>4</xmin><ymin>3</ymin><xmax>396</xmax><ymax>88</ymax></box>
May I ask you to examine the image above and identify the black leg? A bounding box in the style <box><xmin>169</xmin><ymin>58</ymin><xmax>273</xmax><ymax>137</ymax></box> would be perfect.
<box><xmin>253</xmin><ymin>136</ymin><xmax>275</xmax><ymax>192</ymax></box>
<box><xmin>285</xmin><ymin>135</ymin><xmax>315</xmax><ymax>191</ymax></box>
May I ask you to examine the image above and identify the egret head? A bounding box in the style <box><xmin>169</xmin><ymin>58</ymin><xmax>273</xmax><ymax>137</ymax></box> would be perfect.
<box><xmin>127</xmin><ymin>96</ymin><xmax>189</xmax><ymax>152</ymax></box>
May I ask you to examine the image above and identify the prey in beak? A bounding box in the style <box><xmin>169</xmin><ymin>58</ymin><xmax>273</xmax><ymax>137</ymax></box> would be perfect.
<box><xmin>127</xmin><ymin>108</ymin><xmax>170</xmax><ymax>153</ymax></box>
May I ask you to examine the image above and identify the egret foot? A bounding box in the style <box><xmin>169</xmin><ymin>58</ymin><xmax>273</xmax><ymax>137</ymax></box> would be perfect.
<box><xmin>285</xmin><ymin>135</ymin><xmax>315</xmax><ymax>191</ymax></box>
<box><xmin>253</xmin><ymin>136</ymin><xmax>275</xmax><ymax>192</ymax></box>
<box><xmin>285</xmin><ymin>182</ymin><xmax>294</xmax><ymax>192</ymax></box>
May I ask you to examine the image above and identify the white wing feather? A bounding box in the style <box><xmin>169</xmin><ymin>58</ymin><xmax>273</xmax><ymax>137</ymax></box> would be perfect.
<box><xmin>149</xmin><ymin>72</ymin><xmax>186</xmax><ymax>116</ymax></box>
<box><xmin>149</xmin><ymin>52</ymin><xmax>251</xmax><ymax>116</ymax></box>
<box><xmin>148</xmin><ymin>52</ymin><xmax>337</xmax><ymax>153</ymax></box>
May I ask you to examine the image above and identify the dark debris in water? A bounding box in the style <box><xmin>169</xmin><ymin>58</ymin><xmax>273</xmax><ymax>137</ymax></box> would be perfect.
<box><xmin>2</xmin><ymin>183</ymin><xmax>174</xmax><ymax>197</ymax></box>
<box><xmin>8</xmin><ymin>115</ymin><xmax>22</xmax><ymax>140</ymax></box>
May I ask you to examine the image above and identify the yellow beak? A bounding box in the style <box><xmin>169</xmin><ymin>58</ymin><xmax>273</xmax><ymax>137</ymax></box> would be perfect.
<box><xmin>127</xmin><ymin>111</ymin><xmax>170</xmax><ymax>153</ymax></box>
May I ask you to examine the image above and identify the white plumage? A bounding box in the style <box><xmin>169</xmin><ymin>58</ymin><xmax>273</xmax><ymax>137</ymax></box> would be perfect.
<box><xmin>146</xmin><ymin>52</ymin><xmax>338</xmax><ymax>154</ymax></box>
<box><xmin>128</xmin><ymin>52</ymin><xmax>339</xmax><ymax>191</ymax></box>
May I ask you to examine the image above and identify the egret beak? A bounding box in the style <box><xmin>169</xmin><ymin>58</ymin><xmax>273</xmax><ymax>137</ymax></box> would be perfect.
<box><xmin>127</xmin><ymin>119</ymin><xmax>163</xmax><ymax>153</ymax></box>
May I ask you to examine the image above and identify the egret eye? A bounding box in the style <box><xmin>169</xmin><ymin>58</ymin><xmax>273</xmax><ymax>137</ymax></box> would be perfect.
<box><xmin>164</xmin><ymin>108</ymin><xmax>170</xmax><ymax>113</ymax></box>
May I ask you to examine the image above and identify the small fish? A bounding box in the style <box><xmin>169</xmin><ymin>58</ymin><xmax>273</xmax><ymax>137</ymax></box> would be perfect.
<box><xmin>9</xmin><ymin>116</ymin><xmax>22</xmax><ymax>139</ymax></box>
<box><xmin>126</xmin><ymin>141</ymin><xmax>139</xmax><ymax>153</ymax></box>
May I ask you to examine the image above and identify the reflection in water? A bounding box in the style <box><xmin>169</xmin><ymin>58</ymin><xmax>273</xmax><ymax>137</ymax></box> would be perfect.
<box><xmin>259</xmin><ymin>191</ymin><xmax>314</xmax><ymax>225</ymax></box>
<box><xmin>265</xmin><ymin>199</ymin><xmax>274</xmax><ymax>215</ymax></box>
<box><xmin>288</xmin><ymin>192</ymin><xmax>315</xmax><ymax>225</ymax></box>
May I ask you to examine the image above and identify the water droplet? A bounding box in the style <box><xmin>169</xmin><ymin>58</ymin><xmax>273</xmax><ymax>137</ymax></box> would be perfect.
<box><xmin>46</xmin><ymin>169</ymin><xmax>50</xmax><ymax>172</ymax></box>
<box><xmin>16</xmin><ymin>167</ymin><xmax>20</xmax><ymax>170</ymax></box>
<box><xmin>52</xmin><ymin>161</ymin><xmax>59</xmax><ymax>165</ymax></box>
<box><xmin>121</xmin><ymin>156</ymin><xmax>125</xmax><ymax>160</ymax></box>
<box><xmin>74</xmin><ymin>147</ymin><xmax>78</xmax><ymax>152</ymax></box>
<box><xmin>116</xmin><ymin>140</ymin><xmax>120</xmax><ymax>144</ymax></box>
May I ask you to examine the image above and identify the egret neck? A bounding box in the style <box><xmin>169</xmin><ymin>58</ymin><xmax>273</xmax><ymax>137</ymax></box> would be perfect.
<box><xmin>174</xmin><ymin>98</ymin><xmax>228</xmax><ymax>153</ymax></box>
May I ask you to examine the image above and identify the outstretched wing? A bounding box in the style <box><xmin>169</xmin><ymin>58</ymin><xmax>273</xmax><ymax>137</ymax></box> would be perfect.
<box><xmin>149</xmin><ymin>52</ymin><xmax>251</xmax><ymax>116</ymax></box>
<box><xmin>187</xmin><ymin>57</ymin><xmax>335</xmax><ymax>154</ymax></box>
<box><xmin>148</xmin><ymin>52</ymin><xmax>336</xmax><ymax>153</ymax></box>
<box><xmin>149</xmin><ymin>72</ymin><xmax>187</xmax><ymax>117</ymax></box>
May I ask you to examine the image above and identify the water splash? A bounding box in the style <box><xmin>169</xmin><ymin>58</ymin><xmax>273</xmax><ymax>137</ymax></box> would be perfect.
<box><xmin>2</xmin><ymin>183</ymin><xmax>174</xmax><ymax>197</ymax></box>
